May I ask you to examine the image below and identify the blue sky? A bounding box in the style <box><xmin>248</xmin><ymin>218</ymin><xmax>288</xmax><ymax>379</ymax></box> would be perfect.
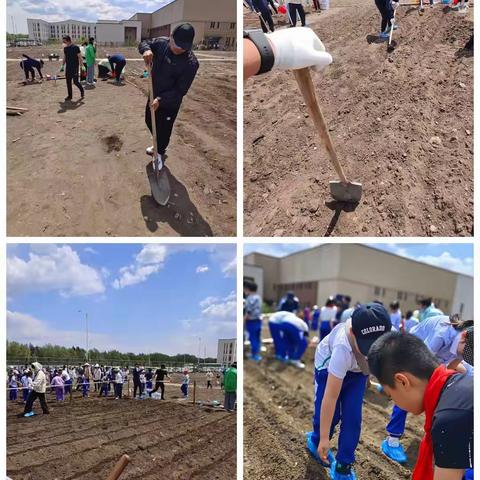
<box><xmin>244</xmin><ymin>243</ymin><xmax>474</xmax><ymax>276</ymax></box>
<box><xmin>7</xmin><ymin>0</ymin><xmax>174</xmax><ymax>33</ymax></box>
<box><xmin>7</xmin><ymin>244</ymin><xmax>237</xmax><ymax>356</ymax></box>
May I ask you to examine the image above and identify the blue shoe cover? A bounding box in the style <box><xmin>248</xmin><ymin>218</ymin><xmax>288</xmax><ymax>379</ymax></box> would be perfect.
<box><xmin>381</xmin><ymin>439</ymin><xmax>407</xmax><ymax>463</ymax></box>
<box><xmin>305</xmin><ymin>432</ymin><xmax>334</xmax><ymax>467</ymax></box>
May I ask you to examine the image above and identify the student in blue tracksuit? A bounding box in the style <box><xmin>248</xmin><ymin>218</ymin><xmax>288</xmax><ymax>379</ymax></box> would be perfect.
<box><xmin>306</xmin><ymin>303</ymin><xmax>392</xmax><ymax>480</ymax></box>
<box><xmin>389</xmin><ymin>301</ymin><xmax>402</xmax><ymax>330</ymax></box>
<box><xmin>403</xmin><ymin>310</ymin><xmax>419</xmax><ymax>332</ymax></box>
<box><xmin>375</xmin><ymin>0</ymin><xmax>399</xmax><ymax>40</ymax></box>
<box><xmin>311</xmin><ymin>305</ymin><xmax>320</xmax><ymax>331</ymax></box>
<box><xmin>244</xmin><ymin>281</ymin><xmax>263</xmax><ymax>361</ymax></box>
<box><xmin>268</xmin><ymin>311</ymin><xmax>287</xmax><ymax>361</ymax></box>
<box><xmin>382</xmin><ymin>315</ymin><xmax>473</xmax><ymax>464</ymax></box>
<box><xmin>107</xmin><ymin>53</ymin><xmax>126</xmax><ymax>85</ymax></box>
<box><xmin>279</xmin><ymin>313</ymin><xmax>309</xmax><ymax>368</ymax></box>
<box><xmin>278</xmin><ymin>291</ymin><xmax>300</xmax><ymax>314</ymax></box>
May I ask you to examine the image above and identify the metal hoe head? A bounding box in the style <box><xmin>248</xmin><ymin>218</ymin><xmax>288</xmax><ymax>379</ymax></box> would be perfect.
<box><xmin>329</xmin><ymin>180</ymin><xmax>363</xmax><ymax>203</ymax></box>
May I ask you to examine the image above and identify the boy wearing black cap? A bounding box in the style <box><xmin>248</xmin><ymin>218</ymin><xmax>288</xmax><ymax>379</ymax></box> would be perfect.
<box><xmin>368</xmin><ymin>332</ymin><xmax>473</xmax><ymax>480</ymax></box>
<box><xmin>306</xmin><ymin>302</ymin><xmax>392</xmax><ymax>480</ymax></box>
<box><xmin>139</xmin><ymin>24</ymin><xmax>199</xmax><ymax>172</ymax></box>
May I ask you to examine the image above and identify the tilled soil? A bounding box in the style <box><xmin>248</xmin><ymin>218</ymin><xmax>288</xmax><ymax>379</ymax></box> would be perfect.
<box><xmin>7</xmin><ymin>47</ymin><xmax>236</xmax><ymax>236</ymax></box>
<box><xmin>7</xmin><ymin>390</ymin><xmax>236</xmax><ymax>480</ymax></box>
<box><xmin>244</xmin><ymin>346</ymin><xmax>424</xmax><ymax>480</ymax></box>
<box><xmin>244</xmin><ymin>2</ymin><xmax>473</xmax><ymax>236</ymax></box>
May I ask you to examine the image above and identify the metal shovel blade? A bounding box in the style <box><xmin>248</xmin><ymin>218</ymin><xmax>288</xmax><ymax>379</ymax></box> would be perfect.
<box><xmin>329</xmin><ymin>181</ymin><xmax>363</xmax><ymax>203</ymax></box>
<box><xmin>146</xmin><ymin>163</ymin><xmax>170</xmax><ymax>206</ymax></box>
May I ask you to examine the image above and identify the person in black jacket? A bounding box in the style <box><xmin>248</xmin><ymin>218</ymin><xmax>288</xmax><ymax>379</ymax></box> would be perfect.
<box><xmin>20</xmin><ymin>54</ymin><xmax>44</xmax><ymax>82</ymax></box>
<box><xmin>139</xmin><ymin>23</ymin><xmax>199</xmax><ymax>172</ymax></box>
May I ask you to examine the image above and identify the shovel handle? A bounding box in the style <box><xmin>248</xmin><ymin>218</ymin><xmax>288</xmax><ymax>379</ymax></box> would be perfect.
<box><xmin>146</xmin><ymin>64</ymin><xmax>158</xmax><ymax>172</ymax></box>
<box><xmin>106</xmin><ymin>454</ymin><xmax>130</xmax><ymax>480</ymax></box>
<box><xmin>389</xmin><ymin>9</ymin><xmax>396</xmax><ymax>45</ymax></box>
<box><xmin>293</xmin><ymin>68</ymin><xmax>348</xmax><ymax>183</ymax></box>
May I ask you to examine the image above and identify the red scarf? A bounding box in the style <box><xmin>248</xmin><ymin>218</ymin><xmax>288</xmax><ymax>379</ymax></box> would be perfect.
<box><xmin>412</xmin><ymin>365</ymin><xmax>457</xmax><ymax>480</ymax></box>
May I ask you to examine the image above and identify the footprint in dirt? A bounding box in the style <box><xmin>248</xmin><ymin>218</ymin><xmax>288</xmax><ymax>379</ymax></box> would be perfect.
<box><xmin>101</xmin><ymin>134</ymin><xmax>123</xmax><ymax>153</ymax></box>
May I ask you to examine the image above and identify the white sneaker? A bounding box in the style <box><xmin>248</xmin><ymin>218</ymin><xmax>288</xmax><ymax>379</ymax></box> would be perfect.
<box><xmin>146</xmin><ymin>146</ymin><xmax>154</xmax><ymax>156</ymax></box>
<box><xmin>289</xmin><ymin>360</ymin><xmax>305</xmax><ymax>369</ymax></box>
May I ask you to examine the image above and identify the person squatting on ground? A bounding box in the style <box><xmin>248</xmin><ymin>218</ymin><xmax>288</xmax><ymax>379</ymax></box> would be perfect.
<box><xmin>23</xmin><ymin>362</ymin><xmax>50</xmax><ymax>417</ymax></box>
<box><xmin>381</xmin><ymin>315</ymin><xmax>474</xmax><ymax>465</ymax></box>
<box><xmin>139</xmin><ymin>23</ymin><xmax>199</xmax><ymax>173</ymax></box>
<box><xmin>223</xmin><ymin>362</ymin><xmax>237</xmax><ymax>412</ymax></box>
<box><xmin>19</xmin><ymin>54</ymin><xmax>44</xmax><ymax>82</ymax></box>
<box><xmin>278</xmin><ymin>291</ymin><xmax>300</xmax><ymax>313</ymax></box>
<box><xmin>374</xmin><ymin>0</ymin><xmax>399</xmax><ymax>40</ymax></box>
<box><xmin>253</xmin><ymin>0</ymin><xmax>276</xmax><ymax>32</ymax></box>
<box><xmin>61</xmin><ymin>35</ymin><xmax>84</xmax><ymax>101</ymax></box>
<box><xmin>108</xmin><ymin>53</ymin><xmax>126</xmax><ymax>85</ymax></box>
<box><xmin>244</xmin><ymin>280</ymin><xmax>263</xmax><ymax>361</ymax></box>
<box><xmin>368</xmin><ymin>332</ymin><xmax>473</xmax><ymax>480</ymax></box>
<box><xmin>268</xmin><ymin>311</ymin><xmax>309</xmax><ymax>368</ymax></box>
<box><xmin>181</xmin><ymin>370</ymin><xmax>190</xmax><ymax>398</ymax></box>
<box><xmin>287</xmin><ymin>0</ymin><xmax>307</xmax><ymax>27</ymax></box>
<box><xmin>149</xmin><ymin>364</ymin><xmax>170</xmax><ymax>399</ymax></box>
<box><xmin>320</xmin><ymin>297</ymin><xmax>338</xmax><ymax>340</ymax></box>
<box><xmin>243</xmin><ymin>27</ymin><xmax>332</xmax><ymax>81</ymax></box>
<box><xmin>306</xmin><ymin>303</ymin><xmax>392</xmax><ymax>480</ymax></box>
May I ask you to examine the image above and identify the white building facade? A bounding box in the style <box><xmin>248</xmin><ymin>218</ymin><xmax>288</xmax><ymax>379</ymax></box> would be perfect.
<box><xmin>27</xmin><ymin>18</ymin><xmax>141</xmax><ymax>46</ymax></box>
<box><xmin>217</xmin><ymin>339</ymin><xmax>237</xmax><ymax>367</ymax></box>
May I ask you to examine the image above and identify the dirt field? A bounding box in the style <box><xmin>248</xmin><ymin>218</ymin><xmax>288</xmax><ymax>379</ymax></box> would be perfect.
<box><xmin>7</xmin><ymin>47</ymin><xmax>236</xmax><ymax>236</ymax></box>
<box><xmin>244</xmin><ymin>344</ymin><xmax>424</xmax><ymax>480</ymax></box>
<box><xmin>7</xmin><ymin>384</ymin><xmax>236</xmax><ymax>480</ymax></box>
<box><xmin>244</xmin><ymin>2</ymin><xmax>473</xmax><ymax>236</ymax></box>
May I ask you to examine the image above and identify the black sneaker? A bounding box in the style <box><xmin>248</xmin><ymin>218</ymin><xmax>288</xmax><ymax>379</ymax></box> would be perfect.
<box><xmin>64</xmin><ymin>96</ymin><xmax>72</xmax><ymax>101</ymax></box>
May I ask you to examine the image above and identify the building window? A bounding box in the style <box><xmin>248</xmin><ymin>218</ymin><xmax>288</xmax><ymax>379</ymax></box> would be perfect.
<box><xmin>210</xmin><ymin>21</ymin><xmax>215</xmax><ymax>28</ymax></box>
<box><xmin>230</xmin><ymin>22</ymin><xmax>235</xmax><ymax>29</ymax></box>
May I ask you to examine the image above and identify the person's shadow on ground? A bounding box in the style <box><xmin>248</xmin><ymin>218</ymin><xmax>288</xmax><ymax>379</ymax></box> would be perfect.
<box><xmin>57</xmin><ymin>99</ymin><xmax>84</xmax><ymax>114</ymax></box>
<box><xmin>140</xmin><ymin>165</ymin><xmax>214</xmax><ymax>236</ymax></box>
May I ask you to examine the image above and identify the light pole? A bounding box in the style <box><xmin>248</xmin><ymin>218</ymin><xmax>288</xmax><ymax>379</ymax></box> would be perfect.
<box><xmin>78</xmin><ymin>310</ymin><xmax>89</xmax><ymax>362</ymax></box>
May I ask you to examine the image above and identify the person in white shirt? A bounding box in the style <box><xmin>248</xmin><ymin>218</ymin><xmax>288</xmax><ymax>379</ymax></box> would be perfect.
<box><xmin>206</xmin><ymin>370</ymin><xmax>213</xmax><ymax>389</ymax></box>
<box><xmin>23</xmin><ymin>362</ymin><xmax>50</xmax><ymax>417</ymax></box>
<box><xmin>114</xmin><ymin>368</ymin><xmax>123</xmax><ymax>400</ymax></box>
<box><xmin>320</xmin><ymin>298</ymin><xmax>338</xmax><ymax>340</ymax></box>
<box><xmin>306</xmin><ymin>303</ymin><xmax>392</xmax><ymax>480</ymax></box>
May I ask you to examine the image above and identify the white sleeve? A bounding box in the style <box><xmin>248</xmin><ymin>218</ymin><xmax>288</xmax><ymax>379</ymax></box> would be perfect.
<box><xmin>327</xmin><ymin>345</ymin><xmax>351</xmax><ymax>380</ymax></box>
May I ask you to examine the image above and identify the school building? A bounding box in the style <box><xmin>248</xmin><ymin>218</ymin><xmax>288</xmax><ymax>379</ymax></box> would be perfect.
<box><xmin>217</xmin><ymin>338</ymin><xmax>237</xmax><ymax>366</ymax></box>
<box><xmin>244</xmin><ymin>244</ymin><xmax>473</xmax><ymax>319</ymax></box>
<box><xmin>129</xmin><ymin>0</ymin><xmax>237</xmax><ymax>49</ymax></box>
<box><xmin>27</xmin><ymin>18</ymin><xmax>142</xmax><ymax>46</ymax></box>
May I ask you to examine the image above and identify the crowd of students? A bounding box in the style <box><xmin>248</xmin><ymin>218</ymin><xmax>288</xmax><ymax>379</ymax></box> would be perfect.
<box><xmin>244</xmin><ymin>281</ymin><xmax>474</xmax><ymax>480</ymax></box>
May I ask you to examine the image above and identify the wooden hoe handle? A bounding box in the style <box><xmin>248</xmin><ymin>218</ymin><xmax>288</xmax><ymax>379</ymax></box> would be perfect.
<box><xmin>106</xmin><ymin>454</ymin><xmax>131</xmax><ymax>480</ymax></box>
<box><xmin>293</xmin><ymin>67</ymin><xmax>348</xmax><ymax>183</ymax></box>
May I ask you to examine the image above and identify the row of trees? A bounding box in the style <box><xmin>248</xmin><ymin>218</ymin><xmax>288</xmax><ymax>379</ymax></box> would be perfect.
<box><xmin>6</xmin><ymin>341</ymin><xmax>217</xmax><ymax>367</ymax></box>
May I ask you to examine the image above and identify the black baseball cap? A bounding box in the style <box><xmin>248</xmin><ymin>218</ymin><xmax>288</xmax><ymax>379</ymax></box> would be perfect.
<box><xmin>351</xmin><ymin>303</ymin><xmax>392</xmax><ymax>356</ymax></box>
<box><xmin>172</xmin><ymin>23</ymin><xmax>195</xmax><ymax>50</ymax></box>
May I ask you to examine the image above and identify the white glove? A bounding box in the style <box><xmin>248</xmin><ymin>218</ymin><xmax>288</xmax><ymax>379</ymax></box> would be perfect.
<box><xmin>266</xmin><ymin>27</ymin><xmax>333</xmax><ymax>71</ymax></box>
<box><xmin>392</xmin><ymin>0</ymin><xmax>400</xmax><ymax>9</ymax></box>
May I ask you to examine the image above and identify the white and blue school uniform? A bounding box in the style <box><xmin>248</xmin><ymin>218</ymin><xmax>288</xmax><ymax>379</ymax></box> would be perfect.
<box><xmin>62</xmin><ymin>370</ymin><xmax>72</xmax><ymax>394</ymax></box>
<box><xmin>181</xmin><ymin>374</ymin><xmax>190</xmax><ymax>397</ymax></box>
<box><xmin>419</xmin><ymin>304</ymin><xmax>443</xmax><ymax>322</ymax></box>
<box><xmin>268</xmin><ymin>312</ymin><xmax>288</xmax><ymax>360</ymax></box>
<box><xmin>387</xmin><ymin>315</ymin><xmax>470</xmax><ymax>439</ymax></box>
<box><xmin>245</xmin><ymin>293</ymin><xmax>263</xmax><ymax>357</ymax></box>
<box><xmin>389</xmin><ymin>310</ymin><xmax>402</xmax><ymax>331</ymax></box>
<box><xmin>311</xmin><ymin>307</ymin><xmax>320</xmax><ymax>331</ymax></box>
<box><xmin>278</xmin><ymin>314</ymin><xmax>309</xmax><ymax>361</ymax></box>
<box><xmin>311</xmin><ymin>323</ymin><xmax>369</xmax><ymax>466</ymax></box>
<box><xmin>320</xmin><ymin>306</ymin><xmax>337</xmax><ymax>340</ymax></box>
<box><xmin>403</xmin><ymin>316</ymin><xmax>419</xmax><ymax>332</ymax></box>
<box><xmin>20</xmin><ymin>374</ymin><xmax>30</xmax><ymax>402</ymax></box>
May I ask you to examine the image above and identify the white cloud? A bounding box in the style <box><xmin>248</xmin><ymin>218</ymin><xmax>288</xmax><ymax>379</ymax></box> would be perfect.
<box><xmin>200</xmin><ymin>291</ymin><xmax>236</xmax><ymax>320</ymax></box>
<box><xmin>244</xmin><ymin>242</ymin><xmax>323</xmax><ymax>258</ymax></box>
<box><xmin>84</xmin><ymin>247</ymin><xmax>98</xmax><ymax>255</ymax></box>
<box><xmin>199</xmin><ymin>296</ymin><xmax>219</xmax><ymax>309</ymax></box>
<box><xmin>8</xmin><ymin>245</ymin><xmax>105</xmax><ymax>297</ymax></box>
<box><xmin>135</xmin><ymin>244</ymin><xmax>167</xmax><ymax>265</ymax></box>
<box><xmin>7</xmin><ymin>310</ymin><xmax>110</xmax><ymax>350</ymax></box>
<box><xmin>112</xmin><ymin>264</ymin><xmax>160</xmax><ymax>289</ymax></box>
<box><xmin>196</xmin><ymin>265</ymin><xmax>209</xmax><ymax>273</ymax></box>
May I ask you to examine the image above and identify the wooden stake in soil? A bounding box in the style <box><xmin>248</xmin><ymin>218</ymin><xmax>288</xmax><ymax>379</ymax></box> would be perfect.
<box><xmin>106</xmin><ymin>454</ymin><xmax>131</xmax><ymax>480</ymax></box>
<box><xmin>193</xmin><ymin>380</ymin><xmax>196</xmax><ymax>405</ymax></box>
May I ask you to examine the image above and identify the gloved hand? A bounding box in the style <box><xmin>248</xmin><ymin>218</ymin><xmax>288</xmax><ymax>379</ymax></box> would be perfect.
<box><xmin>266</xmin><ymin>27</ymin><xmax>333</xmax><ymax>71</ymax></box>
<box><xmin>392</xmin><ymin>0</ymin><xmax>400</xmax><ymax>10</ymax></box>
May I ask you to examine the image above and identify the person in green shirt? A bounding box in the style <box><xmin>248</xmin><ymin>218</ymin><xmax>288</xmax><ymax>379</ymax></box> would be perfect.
<box><xmin>85</xmin><ymin>37</ymin><xmax>96</xmax><ymax>86</ymax></box>
<box><xmin>223</xmin><ymin>362</ymin><xmax>237</xmax><ymax>412</ymax></box>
